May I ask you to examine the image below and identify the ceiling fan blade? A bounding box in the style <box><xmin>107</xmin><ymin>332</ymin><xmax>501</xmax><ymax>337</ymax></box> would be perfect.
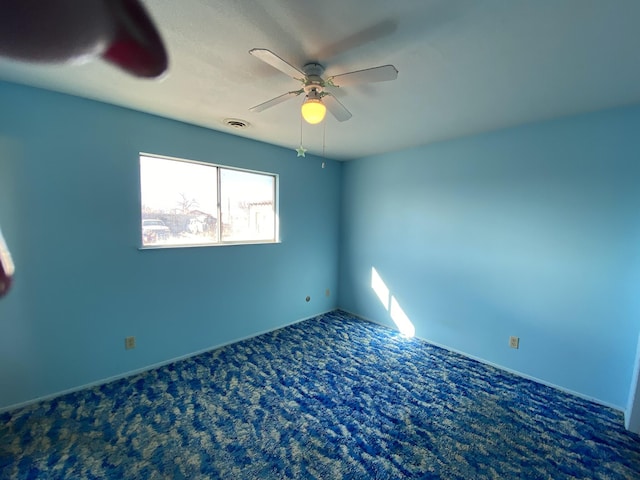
<box><xmin>249</xmin><ymin>90</ymin><xmax>303</xmax><ymax>113</ymax></box>
<box><xmin>311</xmin><ymin>20</ymin><xmax>397</xmax><ymax>62</ymax></box>
<box><xmin>249</xmin><ymin>48</ymin><xmax>305</xmax><ymax>80</ymax></box>
<box><xmin>323</xmin><ymin>94</ymin><xmax>352</xmax><ymax>122</ymax></box>
<box><xmin>329</xmin><ymin>64</ymin><xmax>398</xmax><ymax>87</ymax></box>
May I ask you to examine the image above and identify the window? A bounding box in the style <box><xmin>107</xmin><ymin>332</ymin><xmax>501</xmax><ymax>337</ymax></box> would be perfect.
<box><xmin>139</xmin><ymin>154</ymin><xmax>278</xmax><ymax>248</ymax></box>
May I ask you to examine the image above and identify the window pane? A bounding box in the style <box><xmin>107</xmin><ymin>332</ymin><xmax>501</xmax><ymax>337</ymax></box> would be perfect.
<box><xmin>140</xmin><ymin>156</ymin><xmax>218</xmax><ymax>246</ymax></box>
<box><xmin>220</xmin><ymin>168</ymin><xmax>275</xmax><ymax>242</ymax></box>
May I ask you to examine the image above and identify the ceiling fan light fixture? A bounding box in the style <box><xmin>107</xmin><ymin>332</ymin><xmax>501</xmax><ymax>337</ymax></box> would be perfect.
<box><xmin>301</xmin><ymin>97</ymin><xmax>326</xmax><ymax>124</ymax></box>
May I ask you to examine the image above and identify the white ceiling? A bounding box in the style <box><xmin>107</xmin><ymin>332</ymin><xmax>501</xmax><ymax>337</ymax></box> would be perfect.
<box><xmin>1</xmin><ymin>0</ymin><xmax>640</xmax><ymax>160</ymax></box>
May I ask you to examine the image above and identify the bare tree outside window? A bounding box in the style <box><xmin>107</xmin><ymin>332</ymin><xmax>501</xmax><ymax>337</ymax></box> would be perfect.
<box><xmin>176</xmin><ymin>193</ymin><xmax>200</xmax><ymax>214</ymax></box>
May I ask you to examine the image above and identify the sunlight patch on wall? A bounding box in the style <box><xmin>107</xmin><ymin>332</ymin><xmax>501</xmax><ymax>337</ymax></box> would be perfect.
<box><xmin>371</xmin><ymin>267</ymin><xmax>415</xmax><ymax>338</ymax></box>
<box><xmin>371</xmin><ymin>267</ymin><xmax>390</xmax><ymax>308</ymax></box>
<box><xmin>390</xmin><ymin>297</ymin><xmax>415</xmax><ymax>338</ymax></box>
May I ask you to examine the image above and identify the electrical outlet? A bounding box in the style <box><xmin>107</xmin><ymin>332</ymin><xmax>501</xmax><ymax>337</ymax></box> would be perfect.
<box><xmin>125</xmin><ymin>336</ymin><xmax>136</xmax><ymax>350</ymax></box>
<box><xmin>325</xmin><ymin>288</ymin><xmax>330</xmax><ymax>297</ymax></box>
<box><xmin>509</xmin><ymin>336</ymin><xmax>519</xmax><ymax>349</ymax></box>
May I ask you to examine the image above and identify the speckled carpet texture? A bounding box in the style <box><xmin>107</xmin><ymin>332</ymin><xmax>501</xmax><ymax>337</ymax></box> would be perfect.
<box><xmin>1</xmin><ymin>310</ymin><xmax>639</xmax><ymax>479</ymax></box>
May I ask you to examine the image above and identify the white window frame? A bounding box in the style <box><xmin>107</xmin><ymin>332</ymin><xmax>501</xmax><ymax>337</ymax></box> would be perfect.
<box><xmin>139</xmin><ymin>153</ymin><xmax>279</xmax><ymax>249</ymax></box>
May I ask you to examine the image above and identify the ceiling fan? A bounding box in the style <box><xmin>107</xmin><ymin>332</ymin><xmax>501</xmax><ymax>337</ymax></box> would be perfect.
<box><xmin>249</xmin><ymin>48</ymin><xmax>398</xmax><ymax>124</ymax></box>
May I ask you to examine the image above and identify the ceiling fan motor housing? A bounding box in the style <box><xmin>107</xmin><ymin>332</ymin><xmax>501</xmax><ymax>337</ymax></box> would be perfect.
<box><xmin>302</xmin><ymin>62</ymin><xmax>324</xmax><ymax>78</ymax></box>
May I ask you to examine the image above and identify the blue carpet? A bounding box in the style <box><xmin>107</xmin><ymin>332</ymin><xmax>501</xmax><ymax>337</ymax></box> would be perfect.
<box><xmin>1</xmin><ymin>310</ymin><xmax>639</xmax><ymax>479</ymax></box>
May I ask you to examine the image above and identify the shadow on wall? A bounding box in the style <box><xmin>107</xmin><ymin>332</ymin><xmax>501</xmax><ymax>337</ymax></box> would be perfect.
<box><xmin>371</xmin><ymin>267</ymin><xmax>415</xmax><ymax>338</ymax></box>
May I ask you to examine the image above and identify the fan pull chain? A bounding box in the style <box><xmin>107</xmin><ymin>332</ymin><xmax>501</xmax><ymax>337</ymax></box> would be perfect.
<box><xmin>321</xmin><ymin>121</ymin><xmax>326</xmax><ymax>168</ymax></box>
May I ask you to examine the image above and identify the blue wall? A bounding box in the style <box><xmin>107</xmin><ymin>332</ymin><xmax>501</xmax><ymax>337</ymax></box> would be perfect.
<box><xmin>339</xmin><ymin>106</ymin><xmax>640</xmax><ymax>409</ymax></box>
<box><xmin>0</xmin><ymin>82</ymin><xmax>341</xmax><ymax>410</ymax></box>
